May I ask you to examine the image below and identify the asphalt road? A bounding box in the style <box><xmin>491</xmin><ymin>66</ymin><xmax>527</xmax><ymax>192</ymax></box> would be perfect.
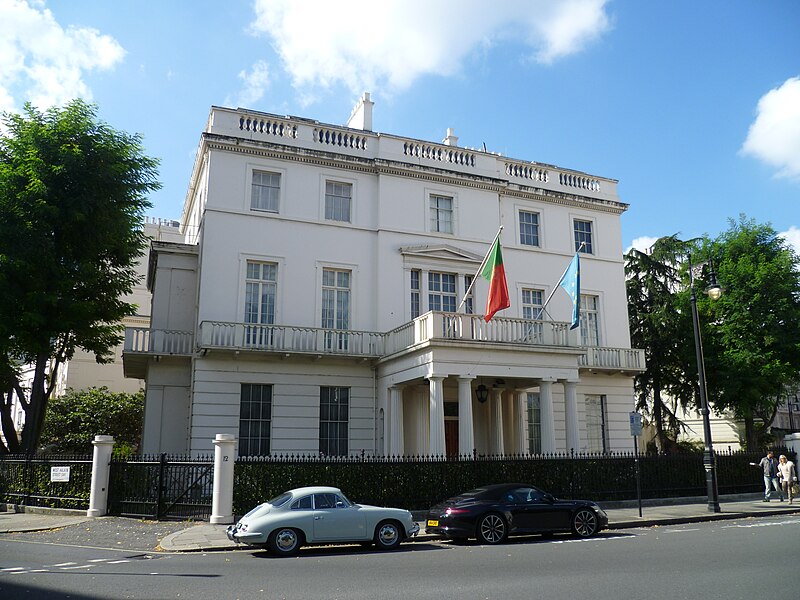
<box><xmin>2</xmin><ymin>515</ymin><xmax>799</xmax><ymax>600</ymax></box>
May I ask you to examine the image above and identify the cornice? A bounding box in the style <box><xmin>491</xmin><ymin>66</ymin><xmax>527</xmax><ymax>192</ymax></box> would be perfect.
<box><xmin>202</xmin><ymin>134</ymin><xmax>628</xmax><ymax>215</ymax></box>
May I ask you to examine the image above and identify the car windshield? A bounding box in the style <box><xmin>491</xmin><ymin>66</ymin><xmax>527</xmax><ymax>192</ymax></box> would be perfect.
<box><xmin>266</xmin><ymin>492</ymin><xmax>292</xmax><ymax>508</ymax></box>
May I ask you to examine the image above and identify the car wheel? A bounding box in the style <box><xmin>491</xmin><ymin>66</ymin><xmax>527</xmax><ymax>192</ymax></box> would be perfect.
<box><xmin>476</xmin><ymin>513</ymin><xmax>507</xmax><ymax>545</ymax></box>
<box><xmin>268</xmin><ymin>527</ymin><xmax>302</xmax><ymax>556</ymax></box>
<box><xmin>374</xmin><ymin>520</ymin><xmax>403</xmax><ymax>550</ymax></box>
<box><xmin>572</xmin><ymin>509</ymin><xmax>599</xmax><ymax>538</ymax></box>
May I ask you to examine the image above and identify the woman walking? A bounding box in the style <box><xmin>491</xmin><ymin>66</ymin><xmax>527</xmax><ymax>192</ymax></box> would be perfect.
<box><xmin>777</xmin><ymin>455</ymin><xmax>797</xmax><ymax>504</ymax></box>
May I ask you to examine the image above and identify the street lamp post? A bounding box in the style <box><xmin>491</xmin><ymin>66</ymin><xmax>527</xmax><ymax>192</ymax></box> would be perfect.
<box><xmin>688</xmin><ymin>253</ymin><xmax>721</xmax><ymax>513</ymax></box>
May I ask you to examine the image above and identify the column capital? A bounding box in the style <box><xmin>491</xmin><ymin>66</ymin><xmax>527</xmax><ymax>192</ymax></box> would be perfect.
<box><xmin>456</xmin><ymin>375</ymin><xmax>476</xmax><ymax>382</ymax></box>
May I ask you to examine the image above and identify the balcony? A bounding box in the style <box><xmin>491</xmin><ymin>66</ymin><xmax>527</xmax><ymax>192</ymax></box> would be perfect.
<box><xmin>123</xmin><ymin>327</ymin><xmax>194</xmax><ymax>378</ymax></box>
<box><xmin>197</xmin><ymin>321</ymin><xmax>384</xmax><ymax>358</ymax></box>
<box><xmin>123</xmin><ymin>313</ymin><xmax>646</xmax><ymax>375</ymax></box>
<box><xmin>578</xmin><ymin>346</ymin><xmax>646</xmax><ymax>374</ymax></box>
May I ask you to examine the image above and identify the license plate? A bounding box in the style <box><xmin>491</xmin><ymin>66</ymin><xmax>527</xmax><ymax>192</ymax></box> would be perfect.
<box><xmin>427</xmin><ymin>520</ymin><xmax>439</xmax><ymax>527</ymax></box>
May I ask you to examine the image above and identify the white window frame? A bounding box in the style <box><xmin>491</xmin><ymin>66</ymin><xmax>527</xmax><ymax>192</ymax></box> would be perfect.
<box><xmin>572</xmin><ymin>217</ymin><xmax>595</xmax><ymax>254</ymax></box>
<box><xmin>248</xmin><ymin>166</ymin><xmax>283</xmax><ymax>213</ymax></box>
<box><xmin>319</xmin><ymin>173</ymin><xmax>357</xmax><ymax>223</ymax></box>
<box><xmin>580</xmin><ymin>293</ymin><xmax>601</xmax><ymax>347</ymax></box>
<box><xmin>237</xmin><ymin>254</ymin><xmax>285</xmax><ymax>324</ymax></box>
<box><xmin>527</xmin><ymin>392</ymin><xmax>541</xmax><ymax>454</ymax></box>
<box><xmin>239</xmin><ymin>383</ymin><xmax>272</xmax><ymax>457</ymax></box>
<box><xmin>426</xmin><ymin>190</ymin><xmax>457</xmax><ymax>235</ymax></box>
<box><xmin>585</xmin><ymin>394</ymin><xmax>607</xmax><ymax>454</ymax></box>
<box><xmin>319</xmin><ymin>386</ymin><xmax>350</xmax><ymax>457</ymax></box>
<box><xmin>428</xmin><ymin>271</ymin><xmax>458</xmax><ymax>313</ymax></box>
<box><xmin>518</xmin><ymin>209</ymin><xmax>541</xmax><ymax>247</ymax></box>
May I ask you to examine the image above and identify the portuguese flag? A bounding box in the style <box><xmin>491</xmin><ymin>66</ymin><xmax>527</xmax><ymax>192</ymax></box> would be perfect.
<box><xmin>480</xmin><ymin>237</ymin><xmax>510</xmax><ymax>322</ymax></box>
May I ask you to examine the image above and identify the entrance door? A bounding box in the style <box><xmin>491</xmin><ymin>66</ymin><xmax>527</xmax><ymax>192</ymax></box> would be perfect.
<box><xmin>444</xmin><ymin>420</ymin><xmax>459</xmax><ymax>457</ymax></box>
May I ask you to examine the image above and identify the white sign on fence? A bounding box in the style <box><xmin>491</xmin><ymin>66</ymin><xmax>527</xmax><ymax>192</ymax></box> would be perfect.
<box><xmin>50</xmin><ymin>466</ymin><xmax>70</xmax><ymax>482</ymax></box>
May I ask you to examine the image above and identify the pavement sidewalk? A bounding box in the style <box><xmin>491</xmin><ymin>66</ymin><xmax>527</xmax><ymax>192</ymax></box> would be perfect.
<box><xmin>3</xmin><ymin>494</ymin><xmax>799</xmax><ymax>552</ymax></box>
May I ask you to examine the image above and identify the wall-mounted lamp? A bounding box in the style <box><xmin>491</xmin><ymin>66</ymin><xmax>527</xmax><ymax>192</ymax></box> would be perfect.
<box><xmin>475</xmin><ymin>384</ymin><xmax>489</xmax><ymax>403</ymax></box>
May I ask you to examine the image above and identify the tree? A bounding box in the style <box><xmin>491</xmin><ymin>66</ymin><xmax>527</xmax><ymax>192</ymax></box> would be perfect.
<box><xmin>0</xmin><ymin>100</ymin><xmax>159</xmax><ymax>453</ymax></box>
<box><xmin>626</xmin><ymin>235</ymin><xmax>696</xmax><ymax>451</ymax></box>
<box><xmin>40</xmin><ymin>387</ymin><xmax>144</xmax><ymax>454</ymax></box>
<box><xmin>700</xmin><ymin>216</ymin><xmax>800</xmax><ymax>448</ymax></box>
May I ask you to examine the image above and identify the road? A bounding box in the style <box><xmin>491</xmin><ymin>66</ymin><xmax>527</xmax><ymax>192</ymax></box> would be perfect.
<box><xmin>2</xmin><ymin>515</ymin><xmax>799</xmax><ymax>599</ymax></box>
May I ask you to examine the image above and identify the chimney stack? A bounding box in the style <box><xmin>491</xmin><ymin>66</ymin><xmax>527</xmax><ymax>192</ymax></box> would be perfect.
<box><xmin>346</xmin><ymin>92</ymin><xmax>374</xmax><ymax>131</ymax></box>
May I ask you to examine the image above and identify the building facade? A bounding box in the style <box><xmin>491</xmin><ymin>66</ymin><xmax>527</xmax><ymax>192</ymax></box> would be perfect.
<box><xmin>124</xmin><ymin>94</ymin><xmax>645</xmax><ymax>457</ymax></box>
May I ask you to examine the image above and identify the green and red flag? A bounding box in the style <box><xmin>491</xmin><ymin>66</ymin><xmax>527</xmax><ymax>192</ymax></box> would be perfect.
<box><xmin>480</xmin><ymin>237</ymin><xmax>510</xmax><ymax>322</ymax></box>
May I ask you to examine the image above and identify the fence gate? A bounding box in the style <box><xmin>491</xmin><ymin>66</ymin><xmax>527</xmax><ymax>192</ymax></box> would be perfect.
<box><xmin>109</xmin><ymin>454</ymin><xmax>213</xmax><ymax>521</ymax></box>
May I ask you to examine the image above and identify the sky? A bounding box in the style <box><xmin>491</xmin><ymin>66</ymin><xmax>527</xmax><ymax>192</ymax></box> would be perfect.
<box><xmin>2</xmin><ymin>0</ymin><xmax>799</xmax><ymax>255</ymax></box>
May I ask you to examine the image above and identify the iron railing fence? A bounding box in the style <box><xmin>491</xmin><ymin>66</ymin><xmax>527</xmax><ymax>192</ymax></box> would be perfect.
<box><xmin>2</xmin><ymin>448</ymin><xmax>795</xmax><ymax>520</ymax></box>
<box><xmin>232</xmin><ymin>448</ymin><xmax>797</xmax><ymax>515</ymax></box>
<box><xmin>0</xmin><ymin>454</ymin><xmax>93</xmax><ymax>510</ymax></box>
<box><xmin>108</xmin><ymin>453</ymin><xmax>213</xmax><ymax>521</ymax></box>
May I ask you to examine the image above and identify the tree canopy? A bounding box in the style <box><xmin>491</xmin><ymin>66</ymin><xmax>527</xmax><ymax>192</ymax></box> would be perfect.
<box><xmin>701</xmin><ymin>216</ymin><xmax>800</xmax><ymax>447</ymax></box>
<box><xmin>40</xmin><ymin>387</ymin><xmax>144</xmax><ymax>455</ymax></box>
<box><xmin>0</xmin><ymin>100</ymin><xmax>159</xmax><ymax>453</ymax></box>
<box><xmin>626</xmin><ymin>216</ymin><xmax>800</xmax><ymax>450</ymax></box>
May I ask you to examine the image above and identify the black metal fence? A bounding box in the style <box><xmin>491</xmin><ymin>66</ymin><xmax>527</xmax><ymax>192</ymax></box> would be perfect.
<box><xmin>108</xmin><ymin>453</ymin><xmax>213</xmax><ymax>521</ymax></box>
<box><xmin>0</xmin><ymin>454</ymin><xmax>93</xmax><ymax>510</ymax></box>
<box><xmin>1</xmin><ymin>448</ymin><xmax>795</xmax><ymax>520</ymax></box>
<box><xmin>232</xmin><ymin>448</ymin><xmax>797</xmax><ymax>515</ymax></box>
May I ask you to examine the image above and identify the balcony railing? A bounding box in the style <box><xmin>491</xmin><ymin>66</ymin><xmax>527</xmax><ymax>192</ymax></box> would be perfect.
<box><xmin>124</xmin><ymin>327</ymin><xmax>194</xmax><ymax>355</ymax></box>
<box><xmin>578</xmin><ymin>346</ymin><xmax>646</xmax><ymax>372</ymax></box>
<box><xmin>124</xmin><ymin>315</ymin><xmax>645</xmax><ymax>373</ymax></box>
<box><xmin>197</xmin><ymin>322</ymin><xmax>385</xmax><ymax>357</ymax></box>
<box><xmin>383</xmin><ymin>312</ymin><xmax>578</xmax><ymax>355</ymax></box>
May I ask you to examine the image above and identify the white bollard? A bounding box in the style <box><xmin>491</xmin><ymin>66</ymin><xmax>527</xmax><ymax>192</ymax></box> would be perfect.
<box><xmin>210</xmin><ymin>434</ymin><xmax>237</xmax><ymax>524</ymax></box>
<box><xmin>87</xmin><ymin>435</ymin><xmax>115</xmax><ymax>517</ymax></box>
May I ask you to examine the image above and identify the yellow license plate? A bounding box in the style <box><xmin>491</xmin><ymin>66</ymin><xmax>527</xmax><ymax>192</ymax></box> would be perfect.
<box><xmin>427</xmin><ymin>520</ymin><xmax>439</xmax><ymax>527</ymax></box>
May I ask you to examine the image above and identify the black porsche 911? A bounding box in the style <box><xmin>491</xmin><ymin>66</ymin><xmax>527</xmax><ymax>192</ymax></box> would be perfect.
<box><xmin>425</xmin><ymin>483</ymin><xmax>608</xmax><ymax>544</ymax></box>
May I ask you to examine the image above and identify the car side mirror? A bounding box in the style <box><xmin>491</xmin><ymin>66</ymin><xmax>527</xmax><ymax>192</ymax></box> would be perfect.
<box><xmin>543</xmin><ymin>493</ymin><xmax>555</xmax><ymax>503</ymax></box>
<box><xmin>336</xmin><ymin>501</ymin><xmax>346</xmax><ymax>508</ymax></box>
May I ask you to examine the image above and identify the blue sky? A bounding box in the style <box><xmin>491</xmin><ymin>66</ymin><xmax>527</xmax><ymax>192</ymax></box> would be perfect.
<box><xmin>2</xmin><ymin>0</ymin><xmax>799</xmax><ymax>254</ymax></box>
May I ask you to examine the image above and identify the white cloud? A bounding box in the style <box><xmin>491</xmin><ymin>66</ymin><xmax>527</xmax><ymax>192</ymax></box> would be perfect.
<box><xmin>250</xmin><ymin>0</ymin><xmax>611</xmax><ymax>95</ymax></box>
<box><xmin>626</xmin><ymin>236</ymin><xmax>660</xmax><ymax>254</ymax></box>
<box><xmin>233</xmin><ymin>60</ymin><xmax>271</xmax><ymax>107</ymax></box>
<box><xmin>0</xmin><ymin>0</ymin><xmax>125</xmax><ymax>112</ymax></box>
<box><xmin>779</xmin><ymin>226</ymin><xmax>800</xmax><ymax>257</ymax></box>
<box><xmin>740</xmin><ymin>76</ymin><xmax>800</xmax><ymax>181</ymax></box>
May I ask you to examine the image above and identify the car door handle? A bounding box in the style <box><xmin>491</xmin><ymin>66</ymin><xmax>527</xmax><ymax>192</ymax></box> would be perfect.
<box><xmin>314</xmin><ymin>516</ymin><xmax>323</xmax><ymax>520</ymax></box>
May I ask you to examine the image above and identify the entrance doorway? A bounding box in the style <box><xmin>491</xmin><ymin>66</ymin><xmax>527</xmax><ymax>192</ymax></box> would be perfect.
<box><xmin>445</xmin><ymin>420</ymin><xmax>459</xmax><ymax>457</ymax></box>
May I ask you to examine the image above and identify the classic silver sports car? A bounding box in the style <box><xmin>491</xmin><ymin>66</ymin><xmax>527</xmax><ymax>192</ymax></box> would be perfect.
<box><xmin>226</xmin><ymin>486</ymin><xmax>420</xmax><ymax>556</ymax></box>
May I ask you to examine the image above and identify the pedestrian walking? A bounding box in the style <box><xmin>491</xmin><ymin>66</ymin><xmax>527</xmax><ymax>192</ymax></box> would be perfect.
<box><xmin>750</xmin><ymin>450</ymin><xmax>783</xmax><ymax>501</ymax></box>
<box><xmin>777</xmin><ymin>454</ymin><xmax>797</xmax><ymax>504</ymax></box>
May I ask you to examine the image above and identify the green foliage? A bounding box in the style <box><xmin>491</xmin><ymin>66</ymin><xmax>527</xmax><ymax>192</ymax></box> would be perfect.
<box><xmin>625</xmin><ymin>235</ymin><xmax>697</xmax><ymax>448</ymax></box>
<box><xmin>0</xmin><ymin>99</ymin><xmax>159</xmax><ymax>453</ymax></box>
<box><xmin>700</xmin><ymin>216</ymin><xmax>800</xmax><ymax>447</ymax></box>
<box><xmin>39</xmin><ymin>387</ymin><xmax>144</xmax><ymax>454</ymax></box>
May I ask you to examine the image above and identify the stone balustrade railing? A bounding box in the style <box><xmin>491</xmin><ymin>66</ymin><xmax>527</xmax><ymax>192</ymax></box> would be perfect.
<box><xmin>124</xmin><ymin>316</ymin><xmax>644</xmax><ymax>372</ymax></box>
<box><xmin>208</xmin><ymin>107</ymin><xmax>620</xmax><ymax>201</ymax></box>
<box><xmin>124</xmin><ymin>327</ymin><xmax>194</xmax><ymax>355</ymax></box>
<box><xmin>578</xmin><ymin>346</ymin><xmax>646</xmax><ymax>371</ymax></box>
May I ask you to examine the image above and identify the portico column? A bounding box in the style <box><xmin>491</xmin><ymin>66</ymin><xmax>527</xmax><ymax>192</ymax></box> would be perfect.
<box><xmin>515</xmin><ymin>390</ymin><xmax>528</xmax><ymax>455</ymax></box>
<box><xmin>456</xmin><ymin>376</ymin><xmax>475</xmax><ymax>456</ymax></box>
<box><xmin>539</xmin><ymin>379</ymin><xmax>556</xmax><ymax>453</ymax></box>
<box><xmin>388</xmin><ymin>385</ymin><xmax>404</xmax><ymax>457</ymax></box>
<box><xmin>491</xmin><ymin>388</ymin><xmax>504</xmax><ymax>455</ymax></box>
<box><xmin>564</xmin><ymin>380</ymin><xmax>580</xmax><ymax>452</ymax></box>
<box><xmin>428</xmin><ymin>375</ymin><xmax>446</xmax><ymax>456</ymax></box>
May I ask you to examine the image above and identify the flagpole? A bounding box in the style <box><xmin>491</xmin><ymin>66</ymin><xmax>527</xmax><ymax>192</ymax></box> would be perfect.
<box><xmin>541</xmin><ymin>242</ymin><xmax>585</xmax><ymax>315</ymax></box>
<box><xmin>456</xmin><ymin>225</ymin><xmax>504</xmax><ymax>313</ymax></box>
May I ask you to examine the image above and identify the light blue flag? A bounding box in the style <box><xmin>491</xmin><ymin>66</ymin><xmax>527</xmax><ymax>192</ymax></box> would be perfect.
<box><xmin>558</xmin><ymin>253</ymin><xmax>581</xmax><ymax>330</ymax></box>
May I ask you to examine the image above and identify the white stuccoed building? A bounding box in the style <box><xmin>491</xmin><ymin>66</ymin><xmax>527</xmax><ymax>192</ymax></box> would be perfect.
<box><xmin>123</xmin><ymin>94</ymin><xmax>646</xmax><ymax>458</ymax></box>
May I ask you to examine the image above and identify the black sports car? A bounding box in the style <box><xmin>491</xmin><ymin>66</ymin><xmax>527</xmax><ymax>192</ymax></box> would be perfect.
<box><xmin>425</xmin><ymin>483</ymin><xmax>608</xmax><ymax>544</ymax></box>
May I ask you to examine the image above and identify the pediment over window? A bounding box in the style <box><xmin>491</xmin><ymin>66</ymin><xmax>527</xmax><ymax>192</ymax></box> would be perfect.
<box><xmin>399</xmin><ymin>244</ymin><xmax>483</xmax><ymax>265</ymax></box>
